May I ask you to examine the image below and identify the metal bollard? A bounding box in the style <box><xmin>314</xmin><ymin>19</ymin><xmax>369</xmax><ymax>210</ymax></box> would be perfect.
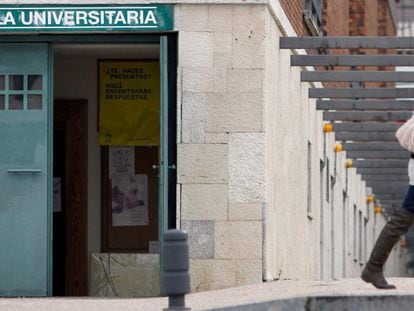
<box><xmin>162</xmin><ymin>229</ymin><xmax>191</xmax><ymax>311</ymax></box>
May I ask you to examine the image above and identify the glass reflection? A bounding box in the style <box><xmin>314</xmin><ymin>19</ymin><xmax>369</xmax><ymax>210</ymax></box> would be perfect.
<box><xmin>9</xmin><ymin>94</ymin><xmax>23</xmax><ymax>110</ymax></box>
<box><xmin>9</xmin><ymin>75</ymin><xmax>23</xmax><ymax>90</ymax></box>
<box><xmin>28</xmin><ymin>95</ymin><xmax>42</xmax><ymax>110</ymax></box>
<box><xmin>28</xmin><ymin>75</ymin><xmax>42</xmax><ymax>90</ymax></box>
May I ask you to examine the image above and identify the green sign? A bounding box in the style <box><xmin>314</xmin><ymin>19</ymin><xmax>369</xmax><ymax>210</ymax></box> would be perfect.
<box><xmin>0</xmin><ymin>5</ymin><xmax>174</xmax><ymax>32</ymax></box>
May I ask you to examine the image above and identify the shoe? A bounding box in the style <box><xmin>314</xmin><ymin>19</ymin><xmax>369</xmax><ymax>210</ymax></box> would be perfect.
<box><xmin>361</xmin><ymin>264</ymin><xmax>396</xmax><ymax>289</ymax></box>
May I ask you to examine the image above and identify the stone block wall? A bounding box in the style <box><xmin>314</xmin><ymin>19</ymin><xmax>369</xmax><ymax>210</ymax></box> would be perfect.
<box><xmin>175</xmin><ymin>4</ymin><xmax>266</xmax><ymax>292</ymax></box>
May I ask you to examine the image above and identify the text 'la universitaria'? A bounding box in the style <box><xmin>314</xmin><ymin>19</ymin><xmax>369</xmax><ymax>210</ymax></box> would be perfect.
<box><xmin>0</xmin><ymin>10</ymin><xmax>158</xmax><ymax>26</ymax></box>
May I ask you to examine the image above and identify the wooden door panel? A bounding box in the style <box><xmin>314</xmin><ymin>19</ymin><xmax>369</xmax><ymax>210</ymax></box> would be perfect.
<box><xmin>54</xmin><ymin>100</ymin><xmax>88</xmax><ymax>296</ymax></box>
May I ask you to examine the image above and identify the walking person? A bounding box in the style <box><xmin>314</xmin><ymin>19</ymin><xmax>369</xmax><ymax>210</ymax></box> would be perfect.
<box><xmin>361</xmin><ymin>153</ymin><xmax>414</xmax><ymax>289</ymax></box>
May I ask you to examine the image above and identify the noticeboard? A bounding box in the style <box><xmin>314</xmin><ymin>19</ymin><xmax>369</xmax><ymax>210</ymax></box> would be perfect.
<box><xmin>99</xmin><ymin>60</ymin><xmax>160</xmax><ymax>146</ymax></box>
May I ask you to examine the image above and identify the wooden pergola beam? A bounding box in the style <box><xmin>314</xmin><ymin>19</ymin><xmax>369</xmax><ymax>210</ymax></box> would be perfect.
<box><xmin>357</xmin><ymin>167</ymin><xmax>407</xmax><ymax>174</ymax></box>
<box><xmin>324</xmin><ymin>111</ymin><xmax>411</xmax><ymax>122</ymax></box>
<box><xmin>346</xmin><ymin>151</ymin><xmax>409</xmax><ymax>159</ymax></box>
<box><xmin>342</xmin><ymin>142</ymin><xmax>404</xmax><ymax>151</ymax></box>
<box><xmin>335</xmin><ymin>132</ymin><xmax>397</xmax><ymax>141</ymax></box>
<box><xmin>302</xmin><ymin>71</ymin><xmax>414</xmax><ymax>82</ymax></box>
<box><xmin>311</xmin><ymin>88</ymin><xmax>414</xmax><ymax>99</ymax></box>
<box><xmin>317</xmin><ymin>100</ymin><xmax>414</xmax><ymax>111</ymax></box>
<box><xmin>353</xmin><ymin>160</ymin><xmax>408</xmax><ymax>168</ymax></box>
<box><xmin>333</xmin><ymin>123</ymin><xmax>401</xmax><ymax>132</ymax></box>
<box><xmin>375</xmin><ymin>194</ymin><xmax>405</xmax><ymax>200</ymax></box>
<box><xmin>292</xmin><ymin>55</ymin><xmax>414</xmax><ymax>67</ymax></box>
<box><xmin>362</xmin><ymin>175</ymin><xmax>408</xmax><ymax>181</ymax></box>
<box><xmin>280</xmin><ymin>36</ymin><xmax>414</xmax><ymax>49</ymax></box>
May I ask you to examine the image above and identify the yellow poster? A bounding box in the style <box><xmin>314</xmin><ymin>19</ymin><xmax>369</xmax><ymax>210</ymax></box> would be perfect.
<box><xmin>99</xmin><ymin>61</ymin><xmax>160</xmax><ymax>146</ymax></box>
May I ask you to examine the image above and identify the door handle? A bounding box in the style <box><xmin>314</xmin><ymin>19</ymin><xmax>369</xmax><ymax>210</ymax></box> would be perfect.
<box><xmin>152</xmin><ymin>164</ymin><xmax>176</xmax><ymax>170</ymax></box>
<box><xmin>7</xmin><ymin>169</ymin><xmax>42</xmax><ymax>173</ymax></box>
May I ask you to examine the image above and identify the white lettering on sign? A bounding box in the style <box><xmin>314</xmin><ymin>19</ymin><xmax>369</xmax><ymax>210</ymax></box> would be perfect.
<box><xmin>145</xmin><ymin>11</ymin><xmax>157</xmax><ymax>24</ymax></box>
<box><xmin>64</xmin><ymin>11</ymin><xmax>75</xmax><ymax>26</ymax></box>
<box><xmin>1</xmin><ymin>9</ymin><xmax>160</xmax><ymax>27</ymax></box>
<box><xmin>127</xmin><ymin>11</ymin><xmax>139</xmax><ymax>24</ymax></box>
<box><xmin>52</xmin><ymin>11</ymin><xmax>65</xmax><ymax>24</ymax></box>
<box><xmin>0</xmin><ymin>11</ymin><xmax>15</xmax><ymax>25</ymax></box>
<box><xmin>89</xmin><ymin>11</ymin><xmax>100</xmax><ymax>25</ymax></box>
<box><xmin>76</xmin><ymin>11</ymin><xmax>88</xmax><ymax>25</ymax></box>
<box><xmin>114</xmin><ymin>11</ymin><xmax>126</xmax><ymax>24</ymax></box>
<box><xmin>105</xmin><ymin>11</ymin><xmax>116</xmax><ymax>24</ymax></box>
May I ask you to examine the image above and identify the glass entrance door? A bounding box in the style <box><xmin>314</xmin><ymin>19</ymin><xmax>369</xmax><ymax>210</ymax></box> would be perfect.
<box><xmin>0</xmin><ymin>43</ymin><xmax>51</xmax><ymax>296</ymax></box>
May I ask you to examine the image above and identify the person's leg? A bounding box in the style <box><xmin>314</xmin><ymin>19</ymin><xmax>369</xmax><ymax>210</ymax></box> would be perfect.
<box><xmin>361</xmin><ymin>186</ymin><xmax>414</xmax><ymax>289</ymax></box>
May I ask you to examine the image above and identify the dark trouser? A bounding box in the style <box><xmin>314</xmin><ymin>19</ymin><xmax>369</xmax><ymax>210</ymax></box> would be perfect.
<box><xmin>367</xmin><ymin>185</ymin><xmax>414</xmax><ymax>271</ymax></box>
<box><xmin>402</xmin><ymin>185</ymin><xmax>414</xmax><ymax>213</ymax></box>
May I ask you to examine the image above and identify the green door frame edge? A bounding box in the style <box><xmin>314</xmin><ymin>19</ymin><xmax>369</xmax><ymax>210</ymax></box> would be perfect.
<box><xmin>47</xmin><ymin>43</ymin><xmax>54</xmax><ymax>296</ymax></box>
<box><xmin>159</xmin><ymin>36</ymin><xmax>168</xmax><ymax>289</ymax></box>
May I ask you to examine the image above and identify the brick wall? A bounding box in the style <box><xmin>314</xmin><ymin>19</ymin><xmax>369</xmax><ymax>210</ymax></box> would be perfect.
<box><xmin>322</xmin><ymin>1</ymin><xmax>350</xmax><ymax>88</ymax></box>
<box><xmin>349</xmin><ymin>0</ymin><xmax>378</xmax><ymax>87</ymax></box>
<box><xmin>349</xmin><ymin>0</ymin><xmax>395</xmax><ymax>37</ymax></box>
<box><xmin>349</xmin><ymin>0</ymin><xmax>366</xmax><ymax>35</ymax></box>
<box><xmin>279</xmin><ymin>0</ymin><xmax>303</xmax><ymax>35</ymax></box>
<box><xmin>365</xmin><ymin>0</ymin><xmax>379</xmax><ymax>36</ymax></box>
<box><xmin>279</xmin><ymin>0</ymin><xmax>309</xmax><ymax>36</ymax></box>
<box><xmin>378</xmin><ymin>0</ymin><xmax>396</xmax><ymax>88</ymax></box>
<box><xmin>280</xmin><ymin>0</ymin><xmax>395</xmax><ymax>37</ymax></box>
<box><xmin>349</xmin><ymin>0</ymin><xmax>380</xmax><ymax>36</ymax></box>
<box><xmin>281</xmin><ymin>1</ymin><xmax>351</xmax><ymax>87</ymax></box>
<box><xmin>348</xmin><ymin>0</ymin><xmax>397</xmax><ymax>88</ymax></box>
<box><xmin>280</xmin><ymin>0</ymin><xmax>351</xmax><ymax>36</ymax></box>
<box><xmin>378</xmin><ymin>0</ymin><xmax>396</xmax><ymax>36</ymax></box>
<box><xmin>323</xmin><ymin>0</ymin><xmax>350</xmax><ymax>36</ymax></box>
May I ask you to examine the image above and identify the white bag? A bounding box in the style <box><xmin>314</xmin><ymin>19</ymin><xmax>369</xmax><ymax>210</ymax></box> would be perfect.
<box><xmin>395</xmin><ymin>112</ymin><xmax>414</xmax><ymax>152</ymax></box>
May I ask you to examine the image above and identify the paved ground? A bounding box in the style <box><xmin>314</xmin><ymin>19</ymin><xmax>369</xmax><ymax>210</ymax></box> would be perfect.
<box><xmin>2</xmin><ymin>278</ymin><xmax>414</xmax><ymax>310</ymax></box>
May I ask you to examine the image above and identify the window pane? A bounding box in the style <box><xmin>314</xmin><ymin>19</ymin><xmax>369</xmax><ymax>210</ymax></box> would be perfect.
<box><xmin>0</xmin><ymin>75</ymin><xmax>4</xmax><ymax>90</ymax></box>
<box><xmin>0</xmin><ymin>95</ymin><xmax>4</xmax><ymax>110</ymax></box>
<box><xmin>9</xmin><ymin>94</ymin><xmax>23</xmax><ymax>110</ymax></box>
<box><xmin>9</xmin><ymin>75</ymin><xmax>24</xmax><ymax>90</ymax></box>
<box><xmin>28</xmin><ymin>75</ymin><xmax>42</xmax><ymax>90</ymax></box>
<box><xmin>28</xmin><ymin>94</ymin><xmax>42</xmax><ymax>110</ymax></box>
